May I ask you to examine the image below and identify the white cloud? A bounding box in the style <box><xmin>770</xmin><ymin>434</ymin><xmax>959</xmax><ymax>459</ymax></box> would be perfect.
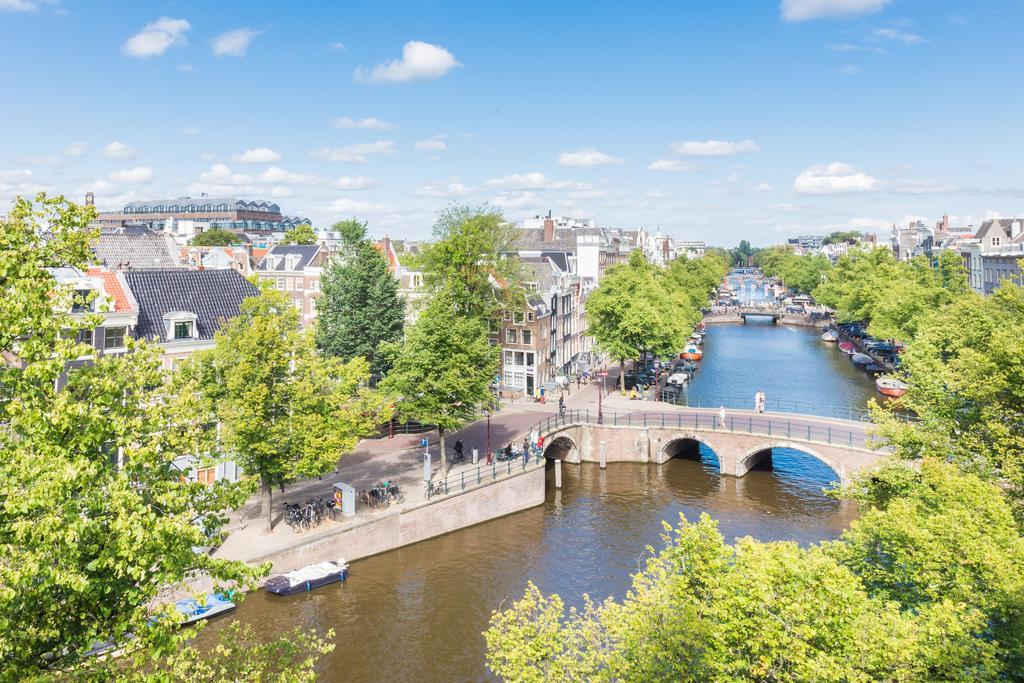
<box><xmin>837</xmin><ymin>64</ymin><xmax>862</xmax><ymax>76</ymax></box>
<box><xmin>871</xmin><ymin>27</ymin><xmax>923</xmax><ymax>45</ymax></box>
<box><xmin>269</xmin><ymin>186</ymin><xmax>291</xmax><ymax>198</ymax></box>
<box><xmin>178</xmin><ymin>64</ymin><xmax>195</xmax><ymax>73</ymax></box>
<box><xmin>670</xmin><ymin>139</ymin><xmax>760</xmax><ymax>156</ymax></box>
<box><xmin>647</xmin><ymin>159</ymin><xmax>699</xmax><ymax>172</ymax></box>
<box><xmin>107</xmin><ymin>166</ymin><xmax>154</xmax><ymax>184</ymax></box>
<box><xmin>491</xmin><ymin>191</ymin><xmax>542</xmax><ymax>209</ymax></box>
<box><xmin>827</xmin><ymin>42</ymin><xmax>887</xmax><ymax>54</ymax></box>
<box><xmin>557</xmin><ymin>148</ymin><xmax>624</xmax><ymax>167</ymax></box>
<box><xmin>566</xmin><ymin>188</ymin><xmax>608</xmax><ymax>201</ymax></box>
<box><xmin>794</xmin><ymin>162</ymin><xmax>879</xmax><ymax>194</ymax></box>
<box><xmin>889</xmin><ymin>179</ymin><xmax>959</xmax><ymax>195</ymax></box>
<box><xmin>328</xmin><ymin>198</ymin><xmax>384</xmax><ymax>213</ymax></box>
<box><xmin>485</xmin><ymin>172</ymin><xmax>591</xmax><ymax>191</ymax></box>
<box><xmin>181</xmin><ymin>126</ymin><xmax>199</xmax><ymax>135</ymax></box>
<box><xmin>63</xmin><ymin>142</ymin><xmax>87</xmax><ymax>157</ymax></box>
<box><xmin>645</xmin><ymin>190</ymin><xmax>666</xmax><ymax>199</ymax></box>
<box><xmin>415</xmin><ymin>135</ymin><xmax>447</xmax><ymax>152</ymax></box>
<box><xmin>354</xmin><ymin>41</ymin><xmax>460</xmax><ymax>83</ymax></box>
<box><xmin>233</xmin><ymin>147</ymin><xmax>281</xmax><ymax>163</ymax></box>
<box><xmin>330</xmin><ymin>42</ymin><xmax>346</xmax><ymax>50</ymax></box>
<box><xmin>200</xmin><ymin>153</ymin><xmax>215</xmax><ymax>162</ymax></box>
<box><xmin>211</xmin><ymin>28</ymin><xmax>262</xmax><ymax>57</ymax></box>
<box><xmin>331</xmin><ymin>116</ymin><xmax>394</xmax><ymax>131</ymax></box>
<box><xmin>752</xmin><ymin>182</ymin><xmax>774</xmax><ymax>192</ymax></box>
<box><xmin>256</xmin><ymin>166</ymin><xmax>320</xmax><ymax>186</ymax></box>
<box><xmin>0</xmin><ymin>169</ymin><xmax>33</xmax><ymax>182</ymax></box>
<box><xmin>310</xmin><ymin>140</ymin><xmax>396</xmax><ymax>163</ymax></box>
<box><xmin>781</xmin><ymin>0</ymin><xmax>890</xmax><ymax>22</ymax></box>
<box><xmin>103</xmin><ymin>141</ymin><xmax>137</xmax><ymax>160</ymax></box>
<box><xmin>416</xmin><ymin>179</ymin><xmax>471</xmax><ymax>197</ymax></box>
<box><xmin>0</xmin><ymin>0</ymin><xmax>55</xmax><ymax>11</ymax></box>
<box><xmin>198</xmin><ymin>163</ymin><xmax>253</xmax><ymax>186</ymax></box>
<box><xmin>122</xmin><ymin>17</ymin><xmax>190</xmax><ymax>58</ymax></box>
<box><xmin>334</xmin><ymin>176</ymin><xmax>375</xmax><ymax>190</ymax></box>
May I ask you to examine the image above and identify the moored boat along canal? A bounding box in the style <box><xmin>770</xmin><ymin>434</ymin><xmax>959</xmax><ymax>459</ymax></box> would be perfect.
<box><xmin>199</xmin><ymin>321</ymin><xmax>877</xmax><ymax>681</ymax></box>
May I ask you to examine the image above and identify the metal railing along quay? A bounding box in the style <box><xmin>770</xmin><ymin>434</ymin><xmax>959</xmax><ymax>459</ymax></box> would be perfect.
<box><xmin>655</xmin><ymin>392</ymin><xmax>877</xmax><ymax>422</ymax></box>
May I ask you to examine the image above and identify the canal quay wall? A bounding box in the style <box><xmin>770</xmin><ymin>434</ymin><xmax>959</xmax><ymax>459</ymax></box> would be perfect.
<box><xmin>248</xmin><ymin>463</ymin><xmax>546</xmax><ymax>575</ymax></box>
<box><xmin>702</xmin><ymin>312</ymin><xmax>827</xmax><ymax>329</ymax></box>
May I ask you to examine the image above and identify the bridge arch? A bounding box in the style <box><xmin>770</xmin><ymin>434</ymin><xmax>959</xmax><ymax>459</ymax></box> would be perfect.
<box><xmin>660</xmin><ymin>432</ymin><xmax>722</xmax><ymax>471</ymax></box>
<box><xmin>543</xmin><ymin>435</ymin><xmax>578</xmax><ymax>461</ymax></box>
<box><xmin>739</xmin><ymin>441</ymin><xmax>842</xmax><ymax>483</ymax></box>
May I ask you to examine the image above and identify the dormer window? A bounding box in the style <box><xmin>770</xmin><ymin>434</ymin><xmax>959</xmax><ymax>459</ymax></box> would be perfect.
<box><xmin>71</xmin><ymin>288</ymin><xmax>93</xmax><ymax>313</ymax></box>
<box><xmin>162</xmin><ymin>311</ymin><xmax>199</xmax><ymax>342</ymax></box>
<box><xmin>174</xmin><ymin>321</ymin><xmax>193</xmax><ymax>340</ymax></box>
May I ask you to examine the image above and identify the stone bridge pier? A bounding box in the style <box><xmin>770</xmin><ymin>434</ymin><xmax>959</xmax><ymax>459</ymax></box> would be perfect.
<box><xmin>542</xmin><ymin>420</ymin><xmax>886</xmax><ymax>485</ymax></box>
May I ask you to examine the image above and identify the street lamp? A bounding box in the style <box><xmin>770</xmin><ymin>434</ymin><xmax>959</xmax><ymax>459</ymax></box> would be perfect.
<box><xmin>486</xmin><ymin>410</ymin><xmax>491</xmax><ymax>463</ymax></box>
<box><xmin>598</xmin><ymin>374</ymin><xmax>605</xmax><ymax>424</ymax></box>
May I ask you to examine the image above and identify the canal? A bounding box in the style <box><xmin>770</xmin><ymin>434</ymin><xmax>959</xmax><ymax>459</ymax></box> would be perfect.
<box><xmin>201</xmin><ymin>321</ymin><xmax>877</xmax><ymax>681</ymax></box>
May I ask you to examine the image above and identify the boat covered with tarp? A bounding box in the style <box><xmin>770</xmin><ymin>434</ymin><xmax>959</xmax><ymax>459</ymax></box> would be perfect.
<box><xmin>265</xmin><ymin>559</ymin><xmax>349</xmax><ymax>596</ymax></box>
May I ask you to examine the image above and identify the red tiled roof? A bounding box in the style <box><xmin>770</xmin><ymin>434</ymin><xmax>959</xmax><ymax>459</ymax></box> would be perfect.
<box><xmin>87</xmin><ymin>268</ymin><xmax>133</xmax><ymax>312</ymax></box>
<box><xmin>251</xmin><ymin>246</ymin><xmax>270</xmax><ymax>263</ymax></box>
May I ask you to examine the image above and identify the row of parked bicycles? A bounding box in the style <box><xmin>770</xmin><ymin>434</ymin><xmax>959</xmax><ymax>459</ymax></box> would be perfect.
<box><xmin>284</xmin><ymin>498</ymin><xmax>337</xmax><ymax>533</ymax></box>
<box><xmin>358</xmin><ymin>481</ymin><xmax>404</xmax><ymax>509</ymax></box>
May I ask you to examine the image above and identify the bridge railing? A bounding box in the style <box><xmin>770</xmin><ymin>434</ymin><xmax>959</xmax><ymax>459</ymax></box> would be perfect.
<box><xmin>656</xmin><ymin>392</ymin><xmax>878</xmax><ymax>422</ymax></box>
<box><xmin>536</xmin><ymin>409</ymin><xmax>883</xmax><ymax>452</ymax></box>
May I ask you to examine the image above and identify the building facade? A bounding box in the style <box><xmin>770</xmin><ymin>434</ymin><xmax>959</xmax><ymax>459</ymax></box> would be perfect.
<box><xmin>255</xmin><ymin>244</ymin><xmax>327</xmax><ymax>327</ymax></box>
<box><xmin>94</xmin><ymin>196</ymin><xmax>310</xmax><ymax>235</ymax></box>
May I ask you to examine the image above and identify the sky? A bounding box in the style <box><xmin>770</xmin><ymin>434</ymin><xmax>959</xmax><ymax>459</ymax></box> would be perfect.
<box><xmin>1</xmin><ymin>0</ymin><xmax>1022</xmax><ymax>245</ymax></box>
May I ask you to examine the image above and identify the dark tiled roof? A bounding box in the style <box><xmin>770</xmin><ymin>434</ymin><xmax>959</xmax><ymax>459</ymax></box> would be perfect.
<box><xmin>255</xmin><ymin>244</ymin><xmax>323</xmax><ymax>272</ymax></box>
<box><xmin>95</xmin><ymin>232</ymin><xmax>180</xmax><ymax>270</ymax></box>
<box><xmin>124</xmin><ymin>269</ymin><xmax>260</xmax><ymax>341</ymax></box>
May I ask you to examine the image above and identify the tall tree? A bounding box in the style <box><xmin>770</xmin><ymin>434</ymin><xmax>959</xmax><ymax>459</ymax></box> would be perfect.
<box><xmin>185</xmin><ymin>291</ymin><xmax>387</xmax><ymax>532</ymax></box>
<box><xmin>586</xmin><ymin>250</ymin><xmax>688</xmax><ymax>391</ymax></box>
<box><xmin>0</xmin><ymin>195</ymin><xmax>331</xmax><ymax>680</ymax></box>
<box><xmin>190</xmin><ymin>227</ymin><xmax>244</xmax><ymax>246</ymax></box>
<box><xmin>332</xmin><ymin>217</ymin><xmax>369</xmax><ymax>250</ymax></box>
<box><xmin>421</xmin><ymin>204</ymin><xmax>524</xmax><ymax>322</ymax></box>
<box><xmin>316</xmin><ymin>238</ymin><xmax>405</xmax><ymax>375</ymax></box>
<box><xmin>283</xmin><ymin>223</ymin><xmax>317</xmax><ymax>245</ymax></box>
<box><xmin>379</xmin><ymin>289</ymin><xmax>499</xmax><ymax>478</ymax></box>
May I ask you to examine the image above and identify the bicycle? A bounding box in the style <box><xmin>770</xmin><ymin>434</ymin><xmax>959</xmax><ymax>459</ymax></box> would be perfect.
<box><xmin>427</xmin><ymin>479</ymin><xmax>448</xmax><ymax>497</ymax></box>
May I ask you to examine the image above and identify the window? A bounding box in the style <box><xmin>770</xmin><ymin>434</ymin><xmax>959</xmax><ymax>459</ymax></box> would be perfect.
<box><xmin>276</xmin><ymin>277</ymin><xmax>285</xmax><ymax>291</ymax></box>
<box><xmin>503</xmin><ymin>311</ymin><xmax>511</xmax><ymax>321</ymax></box>
<box><xmin>295</xmin><ymin>278</ymin><xmax>304</xmax><ymax>291</ymax></box>
<box><xmin>503</xmin><ymin>370</ymin><xmax>514</xmax><ymax>387</ymax></box>
<box><xmin>293</xmin><ymin>299</ymin><xmax>303</xmax><ymax>311</ymax></box>
<box><xmin>513</xmin><ymin>312</ymin><xmax>525</xmax><ymax>325</ymax></box>
<box><xmin>513</xmin><ymin>372</ymin><xmax>526</xmax><ymax>388</ymax></box>
<box><xmin>527</xmin><ymin>312</ymin><xmax>535</xmax><ymax>322</ymax></box>
<box><xmin>173</xmin><ymin>321</ymin><xmax>192</xmax><ymax>340</ymax></box>
<box><xmin>522</xmin><ymin>330</ymin><xmax>533</xmax><ymax>345</ymax></box>
<box><xmin>504</xmin><ymin>350</ymin><xmax>514</xmax><ymax>365</ymax></box>
<box><xmin>526</xmin><ymin>352</ymin><xmax>535</xmax><ymax>367</ymax></box>
<box><xmin>285</xmin><ymin>277</ymin><xmax>293</xmax><ymax>291</ymax></box>
<box><xmin>514</xmin><ymin>352</ymin><xmax>525</xmax><ymax>366</ymax></box>
<box><xmin>105</xmin><ymin>326</ymin><xmax>126</xmax><ymax>349</ymax></box>
<box><xmin>506</xmin><ymin>329</ymin><xmax>518</xmax><ymax>344</ymax></box>
<box><xmin>72</xmin><ymin>289</ymin><xmax>92</xmax><ymax>313</ymax></box>
<box><xmin>993</xmin><ymin>237</ymin><xmax>1002</xmax><ymax>246</ymax></box>
<box><xmin>195</xmin><ymin>466</ymin><xmax>216</xmax><ymax>485</ymax></box>
<box><xmin>76</xmin><ymin>328</ymin><xmax>94</xmax><ymax>346</ymax></box>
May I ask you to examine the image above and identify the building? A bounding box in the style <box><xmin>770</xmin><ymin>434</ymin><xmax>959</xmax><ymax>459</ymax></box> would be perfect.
<box><xmin>676</xmin><ymin>240</ymin><xmax>707</xmax><ymax>259</ymax></box>
<box><xmin>94</xmin><ymin>196</ymin><xmax>310</xmax><ymax>235</ymax></box>
<box><xmin>959</xmin><ymin>218</ymin><xmax>1024</xmax><ymax>294</ymax></box>
<box><xmin>788</xmin><ymin>235</ymin><xmax>824</xmax><ymax>251</ymax></box>
<box><xmin>179</xmin><ymin>245</ymin><xmax>253</xmax><ymax>276</ymax></box>
<box><xmin>94</xmin><ymin>228</ymin><xmax>182</xmax><ymax>270</ymax></box>
<box><xmin>124</xmin><ymin>268</ymin><xmax>260</xmax><ymax>372</ymax></box>
<box><xmin>638</xmin><ymin>228</ymin><xmax>678</xmax><ymax>266</ymax></box>
<box><xmin>375</xmin><ymin>236</ymin><xmax>427</xmax><ymax>325</ymax></box>
<box><xmin>254</xmin><ymin>244</ymin><xmax>327</xmax><ymax>327</ymax></box>
<box><xmin>52</xmin><ymin>266</ymin><xmax>139</xmax><ymax>365</ymax></box>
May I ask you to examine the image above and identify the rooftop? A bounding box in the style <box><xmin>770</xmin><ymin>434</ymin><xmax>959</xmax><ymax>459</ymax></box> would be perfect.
<box><xmin>94</xmin><ymin>231</ymin><xmax>181</xmax><ymax>270</ymax></box>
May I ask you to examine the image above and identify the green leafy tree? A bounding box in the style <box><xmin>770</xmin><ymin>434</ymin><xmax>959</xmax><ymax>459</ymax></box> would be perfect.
<box><xmin>421</xmin><ymin>204</ymin><xmax>524</xmax><ymax>322</ymax></box>
<box><xmin>316</xmin><ymin>238</ymin><xmax>405</xmax><ymax>374</ymax></box>
<box><xmin>332</xmin><ymin>217</ymin><xmax>368</xmax><ymax>250</ymax></box>
<box><xmin>0</xmin><ymin>195</ymin><xmax>332</xmax><ymax>680</ymax></box>
<box><xmin>185</xmin><ymin>291</ymin><xmax>387</xmax><ymax>532</ymax></box>
<box><xmin>755</xmin><ymin>245</ymin><xmax>832</xmax><ymax>294</ymax></box>
<box><xmin>586</xmin><ymin>251</ymin><xmax>689</xmax><ymax>391</ymax></box>
<box><xmin>485</xmin><ymin>459</ymin><xmax>1024</xmax><ymax>681</ymax></box>
<box><xmin>822</xmin><ymin>230</ymin><xmax>863</xmax><ymax>245</ymax></box>
<box><xmin>283</xmin><ymin>223</ymin><xmax>317</xmax><ymax>245</ymax></box>
<box><xmin>190</xmin><ymin>227</ymin><xmax>243</xmax><ymax>246</ymax></box>
<box><xmin>379</xmin><ymin>289</ymin><xmax>499</xmax><ymax>478</ymax></box>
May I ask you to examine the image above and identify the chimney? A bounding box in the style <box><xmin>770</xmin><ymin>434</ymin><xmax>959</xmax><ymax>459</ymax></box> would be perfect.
<box><xmin>543</xmin><ymin>218</ymin><xmax>555</xmax><ymax>242</ymax></box>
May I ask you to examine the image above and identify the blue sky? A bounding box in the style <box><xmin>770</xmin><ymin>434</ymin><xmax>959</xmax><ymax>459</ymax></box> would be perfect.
<box><xmin>1</xmin><ymin>0</ymin><xmax>1022</xmax><ymax>245</ymax></box>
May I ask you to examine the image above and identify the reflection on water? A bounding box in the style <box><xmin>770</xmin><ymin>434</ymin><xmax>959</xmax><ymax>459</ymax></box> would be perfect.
<box><xmin>202</xmin><ymin>451</ymin><xmax>854</xmax><ymax>682</ymax></box>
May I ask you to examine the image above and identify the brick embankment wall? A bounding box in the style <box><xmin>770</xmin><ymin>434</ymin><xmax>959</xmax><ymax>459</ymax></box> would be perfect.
<box><xmin>251</xmin><ymin>465</ymin><xmax>546</xmax><ymax>575</ymax></box>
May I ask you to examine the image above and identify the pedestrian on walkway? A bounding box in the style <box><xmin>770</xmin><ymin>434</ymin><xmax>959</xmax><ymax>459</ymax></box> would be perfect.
<box><xmin>576</xmin><ymin>374</ymin><xmax>581</xmax><ymax>390</ymax></box>
<box><xmin>719</xmin><ymin>405</ymin><xmax>727</xmax><ymax>428</ymax></box>
<box><xmin>522</xmin><ymin>437</ymin><xmax>530</xmax><ymax>458</ymax></box>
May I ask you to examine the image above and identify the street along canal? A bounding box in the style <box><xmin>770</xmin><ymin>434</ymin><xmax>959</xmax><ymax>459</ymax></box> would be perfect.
<box><xmin>198</xmin><ymin>321</ymin><xmax>879</xmax><ymax>681</ymax></box>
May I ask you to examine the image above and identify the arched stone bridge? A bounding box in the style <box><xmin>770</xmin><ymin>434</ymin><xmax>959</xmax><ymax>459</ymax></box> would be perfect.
<box><xmin>538</xmin><ymin>408</ymin><xmax>889</xmax><ymax>485</ymax></box>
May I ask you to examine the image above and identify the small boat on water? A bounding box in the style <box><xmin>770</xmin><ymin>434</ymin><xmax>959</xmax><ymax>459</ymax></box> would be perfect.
<box><xmin>838</xmin><ymin>341</ymin><xmax>855</xmax><ymax>355</ymax></box>
<box><xmin>821</xmin><ymin>330</ymin><xmax>838</xmax><ymax>342</ymax></box>
<box><xmin>876</xmin><ymin>377</ymin><xmax>908</xmax><ymax>398</ymax></box>
<box><xmin>174</xmin><ymin>592</ymin><xmax>236</xmax><ymax>624</ymax></box>
<box><xmin>266</xmin><ymin>559</ymin><xmax>348</xmax><ymax>596</ymax></box>
<box><xmin>863</xmin><ymin>362</ymin><xmax>885</xmax><ymax>373</ymax></box>
<box><xmin>851</xmin><ymin>353</ymin><xmax>874</xmax><ymax>366</ymax></box>
<box><xmin>680</xmin><ymin>344</ymin><xmax>703</xmax><ymax>361</ymax></box>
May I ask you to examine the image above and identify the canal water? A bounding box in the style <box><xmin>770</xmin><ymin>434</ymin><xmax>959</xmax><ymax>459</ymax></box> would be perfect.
<box><xmin>201</xmin><ymin>322</ymin><xmax>875</xmax><ymax>682</ymax></box>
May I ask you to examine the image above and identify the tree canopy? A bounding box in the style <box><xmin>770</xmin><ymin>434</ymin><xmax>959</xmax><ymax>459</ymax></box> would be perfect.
<box><xmin>485</xmin><ymin>459</ymin><xmax>1024</xmax><ymax>681</ymax></box>
<box><xmin>822</xmin><ymin>230</ymin><xmax>863</xmax><ymax>245</ymax></box>
<box><xmin>189</xmin><ymin>227</ymin><xmax>243</xmax><ymax>246</ymax></box>
<box><xmin>755</xmin><ymin>245</ymin><xmax>832</xmax><ymax>294</ymax></box>
<box><xmin>282</xmin><ymin>223</ymin><xmax>317</xmax><ymax>245</ymax></box>
<box><xmin>379</xmin><ymin>288</ymin><xmax>499</xmax><ymax>477</ymax></box>
<box><xmin>316</xmin><ymin>237</ymin><xmax>405</xmax><ymax>375</ymax></box>
<box><xmin>183</xmin><ymin>291</ymin><xmax>387</xmax><ymax>531</ymax></box>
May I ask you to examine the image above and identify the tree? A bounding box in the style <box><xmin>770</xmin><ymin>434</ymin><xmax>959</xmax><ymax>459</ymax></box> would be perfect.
<box><xmin>421</xmin><ymin>204</ymin><xmax>525</xmax><ymax>322</ymax></box>
<box><xmin>316</xmin><ymin>238</ymin><xmax>405</xmax><ymax>374</ymax></box>
<box><xmin>822</xmin><ymin>230</ymin><xmax>863</xmax><ymax>245</ymax></box>
<box><xmin>0</xmin><ymin>195</ymin><xmax>333</xmax><ymax>680</ymax></box>
<box><xmin>379</xmin><ymin>289</ymin><xmax>499</xmax><ymax>478</ymax></box>
<box><xmin>190</xmin><ymin>227</ymin><xmax>243</xmax><ymax>246</ymax></box>
<box><xmin>586</xmin><ymin>251</ymin><xmax>689</xmax><ymax>391</ymax></box>
<box><xmin>485</xmin><ymin>460</ymin><xmax>1024</xmax><ymax>681</ymax></box>
<box><xmin>185</xmin><ymin>291</ymin><xmax>387</xmax><ymax>532</ymax></box>
<box><xmin>283</xmin><ymin>223</ymin><xmax>317</xmax><ymax>245</ymax></box>
<box><xmin>755</xmin><ymin>246</ymin><xmax>832</xmax><ymax>294</ymax></box>
<box><xmin>332</xmin><ymin>217</ymin><xmax>368</xmax><ymax>250</ymax></box>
